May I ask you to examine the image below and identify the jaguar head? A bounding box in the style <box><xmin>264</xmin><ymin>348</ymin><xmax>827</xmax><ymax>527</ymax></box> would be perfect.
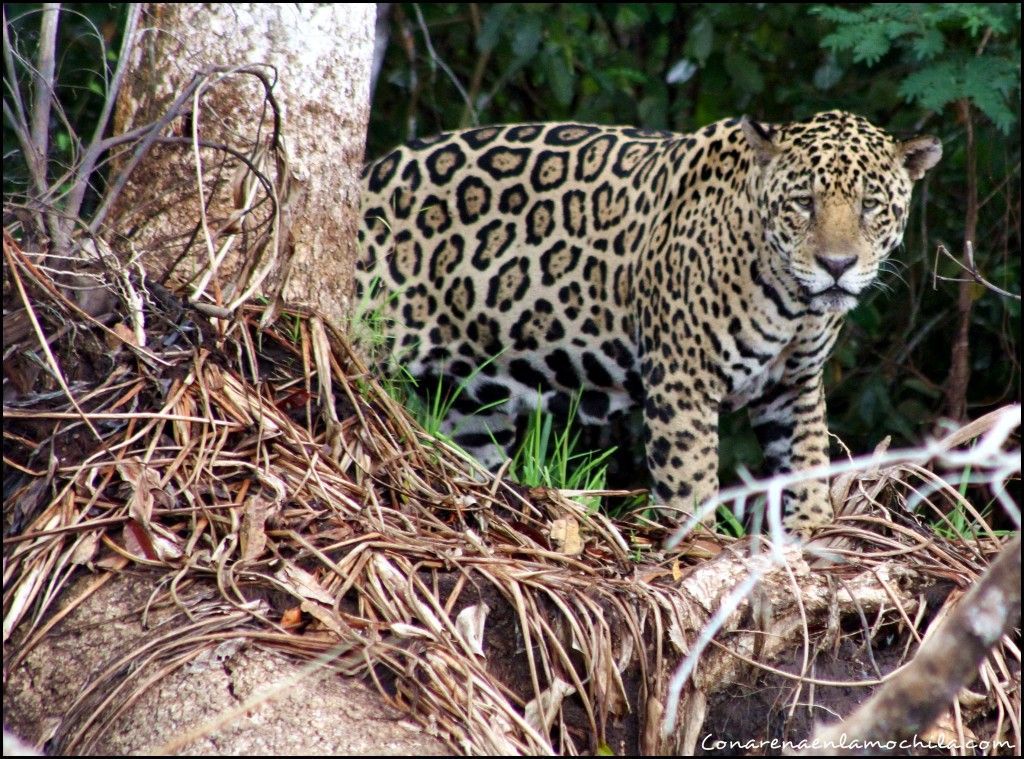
<box><xmin>742</xmin><ymin>111</ymin><xmax>941</xmax><ymax>313</ymax></box>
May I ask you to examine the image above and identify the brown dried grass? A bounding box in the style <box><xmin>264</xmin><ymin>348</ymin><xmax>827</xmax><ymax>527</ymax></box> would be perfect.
<box><xmin>2</xmin><ymin>228</ymin><xmax>1019</xmax><ymax>754</ymax></box>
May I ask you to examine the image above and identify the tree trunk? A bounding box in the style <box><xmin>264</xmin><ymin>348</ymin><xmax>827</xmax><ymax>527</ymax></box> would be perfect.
<box><xmin>108</xmin><ymin>3</ymin><xmax>374</xmax><ymax>326</ymax></box>
<box><xmin>943</xmin><ymin>99</ymin><xmax>977</xmax><ymax>423</ymax></box>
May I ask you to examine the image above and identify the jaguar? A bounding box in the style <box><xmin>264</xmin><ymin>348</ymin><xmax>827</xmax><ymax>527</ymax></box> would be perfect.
<box><xmin>356</xmin><ymin>110</ymin><xmax>941</xmax><ymax>532</ymax></box>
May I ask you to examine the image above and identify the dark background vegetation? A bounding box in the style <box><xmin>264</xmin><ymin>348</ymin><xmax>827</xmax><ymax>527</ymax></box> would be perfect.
<box><xmin>367</xmin><ymin>3</ymin><xmax>1021</xmax><ymax>477</ymax></box>
<box><xmin>5</xmin><ymin>3</ymin><xmax>1021</xmax><ymax>480</ymax></box>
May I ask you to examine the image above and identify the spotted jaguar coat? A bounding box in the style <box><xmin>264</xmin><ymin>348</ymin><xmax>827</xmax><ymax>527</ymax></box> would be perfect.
<box><xmin>356</xmin><ymin>111</ymin><xmax>941</xmax><ymax>531</ymax></box>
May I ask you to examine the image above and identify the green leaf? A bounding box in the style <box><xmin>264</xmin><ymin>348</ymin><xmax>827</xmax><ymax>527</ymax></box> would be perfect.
<box><xmin>603</xmin><ymin>67</ymin><xmax>650</xmax><ymax>85</ymax></box>
<box><xmin>848</xmin><ymin>302</ymin><xmax>882</xmax><ymax>334</ymax></box>
<box><xmin>477</xmin><ymin>5</ymin><xmax>512</xmax><ymax>53</ymax></box>
<box><xmin>546</xmin><ymin>50</ymin><xmax>576</xmax><ymax>108</ymax></box>
<box><xmin>685</xmin><ymin>17</ymin><xmax>714</xmax><ymax>64</ymax></box>
<box><xmin>652</xmin><ymin>4</ymin><xmax>676</xmax><ymax>24</ymax></box>
<box><xmin>809</xmin><ymin>6</ymin><xmax>863</xmax><ymax>25</ymax></box>
<box><xmin>638</xmin><ymin>93</ymin><xmax>669</xmax><ymax>130</ymax></box>
<box><xmin>962</xmin><ymin>56</ymin><xmax>1019</xmax><ymax>133</ymax></box>
<box><xmin>812</xmin><ymin>55</ymin><xmax>843</xmax><ymax>91</ymax></box>
<box><xmin>898</xmin><ymin>62</ymin><xmax>961</xmax><ymax>111</ymax></box>
<box><xmin>904</xmin><ymin>378</ymin><xmax>943</xmax><ymax>400</ymax></box>
<box><xmin>910</xmin><ymin>27</ymin><xmax>945</xmax><ymax>61</ymax></box>
<box><xmin>512</xmin><ymin>15</ymin><xmax>543</xmax><ymax>59</ymax></box>
<box><xmin>614</xmin><ymin>4</ymin><xmax>648</xmax><ymax>31</ymax></box>
<box><xmin>818</xmin><ymin>24</ymin><xmax>894</xmax><ymax>62</ymax></box>
<box><xmin>898</xmin><ymin>56</ymin><xmax>1019</xmax><ymax>133</ymax></box>
<box><xmin>724</xmin><ymin>49</ymin><xmax>764</xmax><ymax>95</ymax></box>
<box><xmin>892</xmin><ymin>397</ymin><xmax>933</xmax><ymax>426</ymax></box>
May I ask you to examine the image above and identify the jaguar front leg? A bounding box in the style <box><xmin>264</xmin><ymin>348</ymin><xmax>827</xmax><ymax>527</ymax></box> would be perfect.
<box><xmin>640</xmin><ymin>358</ymin><xmax>721</xmax><ymax>528</ymax></box>
<box><xmin>748</xmin><ymin>370</ymin><xmax>833</xmax><ymax>535</ymax></box>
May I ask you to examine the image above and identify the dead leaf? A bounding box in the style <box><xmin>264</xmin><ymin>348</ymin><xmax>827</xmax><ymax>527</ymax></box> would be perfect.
<box><xmin>94</xmin><ymin>553</ymin><xmax>129</xmax><ymax>571</ymax></box>
<box><xmin>390</xmin><ymin>622</ymin><xmax>436</xmax><ymax>640</ymax></box>
<box><xmin>455</xmin><ymin>602</ymin><xmax>489</xmax><ymax>657</ymax></box>
<box><xmin>643</xmin><ymin>695</ymin><xmax>664</xmax><ymax>754</ymax></box>
<box><xmin>523</xmin><ymin>677</ymin><xmax>575</xmax><ymax>735</ymax></box>
<box><xmin>276</xmin><ymin>562</ymin><xmax>335</xmax><ymax>605</ymax></box>
<box><xmin>70</xmin><ymin>532</ymin><xmax>101</xmax><ymax>565</ymax></box>
<box><xmin>677</xmin><ymin>538</ymin><xmax>720</xmax><ymax>561</ymax></box>
<box><xmin>550</xmin><ymin>517</ymin><xmax>583</xmax><ymax>555</ymax></box>
<box><xmin>300</xmin><ymin>599</ymin><xmax>344</xmax><ymax>635</ymax></box>
<box><xmin>118</xmin><ymin>458</ymin><xmax>163</xmax><ymax>524</ymax></box>
<box><xmin>123</xmin><ymin>520</ymin><xmax>154</xmax><ymax>561</ymax></box>
<box><xmin>677</xmin><ymin>688</ymin><xmax>708</xmax><ymax>755</ymax></box>
<box><xmin>281</xmin><ymin>606</ymin><xmax>303</xmax><ymax>629</ymax></box>
<box><xmin>592</xmin><ymin>635</ymin><xmax>629</xmax><ymax>717</ymax></box>
<box><xmin>671</xmin><ymin>558</ymin><xmax>682</xmax><ymax>582</ymax></box>
<box><xmin>240</xmin><ymin>496</ymin><xmax>271</xmax><ymax>561</ymax></box>
<box><xmin>117</xmin><ymin>458</ymin><xmax>175</xmax><ymax>519</ymax></box>
<box><xmin>106</xmin><ymin>321</ymin><xmax>137</xmax><ymax>350</ymax></box>
<box><xmin>372</xmin><ymin>554</ymin><xmax>445</xmax><ymax>635</ymax></box>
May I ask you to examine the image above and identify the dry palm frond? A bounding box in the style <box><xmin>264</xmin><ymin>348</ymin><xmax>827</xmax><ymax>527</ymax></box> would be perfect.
<box><xmin>3</xmin><ymin>228</ymin><xmax>1020</xmax><ymax>755</ymax></box>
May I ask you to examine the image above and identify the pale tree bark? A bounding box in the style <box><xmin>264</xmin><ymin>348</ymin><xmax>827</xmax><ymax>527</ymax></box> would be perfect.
<box><xmin>108</xmin><ymin>3</ymin><xmax>374</xmax><ymax>326</ymax></box>
<box><xmin>4</xmin><ymin>6</ymin><xmax>430</xmax><ymax>753</ymax></box>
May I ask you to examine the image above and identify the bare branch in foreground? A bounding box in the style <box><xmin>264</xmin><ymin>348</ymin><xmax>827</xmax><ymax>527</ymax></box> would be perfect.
<box><xmin>933</xmin><ymin>241</ymin><xmax>1022</xmax><ymax>302</ymax></box>
<box><xmin>803</xmin><ymin>533</ymin><xmax>1021</xmax><ymax>755</ymax></box>
<box><xmin>29</xmin><ymin>4</ymin><xmax>59</xmax><ymax>189</ymax></box>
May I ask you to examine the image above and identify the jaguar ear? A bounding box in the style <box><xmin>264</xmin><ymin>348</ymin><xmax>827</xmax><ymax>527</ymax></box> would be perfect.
<box><xmin>900</xmin><ymin>135</ymin><xmax>942</xmax><ymax>180</ymax></box>
<box><xmin>741</xmin><ymin>116</ymin><xmax>778</xmax><ymax>167</ymax></box>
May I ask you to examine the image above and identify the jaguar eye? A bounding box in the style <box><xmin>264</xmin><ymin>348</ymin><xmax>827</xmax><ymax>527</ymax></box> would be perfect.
<box><xmin>862</xmin><ymin>197</ymin><xmax>882</xmax><ymax>212</ymax></box>
<box><xmin>790</xmin><ymin>196</ymin><xmax>813</xmax><ymax>211</ymax></box>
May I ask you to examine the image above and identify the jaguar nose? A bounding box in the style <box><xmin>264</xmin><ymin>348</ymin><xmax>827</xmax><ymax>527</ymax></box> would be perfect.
<box><xmin>814</xmin><ymin>254</ymin><xmax>857</xmax><ymax>280</ymax></box>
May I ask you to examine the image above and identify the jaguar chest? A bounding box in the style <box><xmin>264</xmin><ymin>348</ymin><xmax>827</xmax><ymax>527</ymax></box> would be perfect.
<box><xmin>721</xmin><ymin>346</ymin><xmax>790</xmax><ymax>412</ymax></box>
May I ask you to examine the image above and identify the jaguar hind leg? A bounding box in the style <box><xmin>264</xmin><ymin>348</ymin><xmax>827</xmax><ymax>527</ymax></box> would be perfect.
<box><xmin>441</xmin><ymin>407</ymin><xmax>517</xmax><ymax>470</ymax></box>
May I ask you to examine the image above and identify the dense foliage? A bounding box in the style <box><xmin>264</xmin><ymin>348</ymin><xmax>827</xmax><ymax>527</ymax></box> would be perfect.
<box><xmin>368</xmin><ymin>3</ymin><xmax>1021</xmax><ymax>475</ymax></box>
<box><xmin>5</xmin><ymin>3</ymin><xmax>1020</xmax><ymax>481</ymax></box>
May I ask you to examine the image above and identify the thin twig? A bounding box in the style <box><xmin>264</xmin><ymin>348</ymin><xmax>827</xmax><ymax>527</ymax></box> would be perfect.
<box><xmin>58</xmin><ymin>5</ymin><xmax>142</xmax><ymax>241</ymax></box>
<box><xmin>411</xmin><ymin>3</ymin><xmax>476</xmax><ymax>125</ymax></box>
<box><xmin>89</xmin><ymin>64</ymin><xmax>282</xmax><ymax>236</ymax></box>
<box><xmin>4</xmin><ymin>240</ymin><xmax>102</xmax><ymax>441</ymax></box>
<box><xmin>3</xmin><ymin>9</ymin><xmax>41</xmax><ymax>201</ymax></box>
<box><xmin>932</xmin><ymin>241</ymin><xmax>1021</xmax><ymax>301</ymax></box>
<box><xmin>30</xmin><ymin>4</ymin><xmax>59</xmax><ymax>186</ymax></box>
